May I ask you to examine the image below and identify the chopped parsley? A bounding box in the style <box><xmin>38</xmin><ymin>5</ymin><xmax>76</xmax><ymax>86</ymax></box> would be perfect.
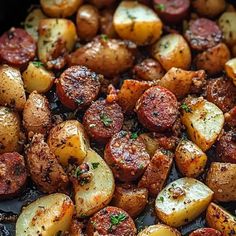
<box><xmin>100</xmin><ymin>112</ymin><xmax>113</xmax><ymax>127</ymax></box>
<box><xmin>109</xmin><ymin>213</ymin><xmax>127</xmax><ymax>231</ymax></box>
<box><xmin>126</xmin><ymin>11</ymin><xmax>137</xmax><ymax>20</ymax></box>
<box><xmin>92</xmin><ymin>162</ymin><xmax>100</xmax><ymax>169</ymax></box>
<box><xmin>100</xmin><ymin>34</ymin><xmax>108</xmax><ymax>41</ymax></box>
<box><xmin>157</xmin><ymin>196</ymin><xmax>164</xmax><ymax>203</ymax></box>
<box><xmin>180</xmin><ymin>103</ymin><xmax>192</xmax><ymax>113</ymax></box>
<box><xmin>155</xmin><ymin>3</ymin><xmax>165</xmax><ymax>11</ymax></box>
<box><xmin>75</xmin><ymin>98</ymin><xmax>84</xmax><ymax>105</ymax></box>
<box><xmin>32</xmin><ymin>61</ymin><xmax>44</xmax><ymax>68</ymax></box>
<box><xmin>74</xmin><ymin>166</ymin><xmax>83</xmax><ymax>177</ymax></box>
<box><xmin>131</xmin><ymin>132</ymin><xmax>138</xmax><ymax>140</ymax></box>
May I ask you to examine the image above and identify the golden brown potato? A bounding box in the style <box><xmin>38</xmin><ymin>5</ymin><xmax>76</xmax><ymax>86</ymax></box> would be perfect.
<box><xmin>88</xmin><ymin>0</ymin><xmax>115</xmax><ymax>9</ymax></box>
<box><xmin>206</xmin><ymin>162</ymin><xmax>236</xmax><ymax>202</ymax></box>
<box><xmin>68</xmin><ymin>37</ymin><xmax>136</xmax><ymax>78</ymax></box>
<box><xmin>111</xmin><ymin>184</ymin><xmax>148</xmax><ymax>218</ymax></box>
<box><xmin>152</xmin><ymin>33</ymin><xmax>191</xmax><ymax>71</ymax></box>
<box><xmin>100</xmin><ymin>9</ymin><xmax>117</xmax><ymax>38</ymax></box>
<box><xmin>225</xmin><ymin>58</ymin><xmax>236</xmax><ymax>86</ymax></box>
<box><xmin>23</xmin><ymin>92</ymin><xmax>51</xmax><ymax>136</ymax></box>
<box><xmin>139</xmin><ymin>133</ymin><xmax>160</xmax><ymax>157</ymax></box>
<box><xmin>0</xmin><ymin>65</ymin><xmax>26</xmax><ymax>111</ymax></box>
<box><xmin>76</xmin><ymin>4</ymin><xmax>100</xmax><ymax>41</ymax></box>
<box><xmin>194</xmin><ymin>43</ymin><xmax>231</xmax><ymax>75</ymax></box>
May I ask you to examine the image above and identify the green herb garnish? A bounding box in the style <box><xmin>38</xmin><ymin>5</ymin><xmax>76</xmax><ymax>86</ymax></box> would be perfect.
<box><xmin>180</xmin><ymin>103</ymin><xmax>192</xmax><ymax>113</ymax></box>
<box><xmin>109</xmin><ymin>213</ymin><xmax>127</xmax><ymax>231</ymax></box>
<box><xmin>100</xmin><ymin>34</ymin><xmax>108</xmax><ymax>41</ymax></box>
<box><xmin>155</xmin><ymin>3</ymin><xmax>165</xmax><ymax>11</ymax></box>
<box><xmin>126</xmin><ymin>11</ymin><xmax>137</xmax><ymax>20</ymax></box>
<box><xmin>32</xmin><ymin>61</ymin><xmax>44</xmax><ymax>68</ymax></box>
<box><xmin>100</xmin><ymin>112</ymin><xmax>113</xmax><ymax>127</ymax></box>
<box><xmin>92</xmin><ymin>162</ymin><xmax>100</xmax><ymax>169</ymax></box>
<box><xmin>131</xmin><ymin>132</ymin><xmax>138</xmax><ymax>140</ymax></box>
<box><xmin>74</xmin><ymin>166</ymin><xmax>83</xmax><ymax>177</ymax></box>
<box><xmin>157</xmin><ymin>196</ymin><xmax>164</xmax><ymax>203</ymax></box>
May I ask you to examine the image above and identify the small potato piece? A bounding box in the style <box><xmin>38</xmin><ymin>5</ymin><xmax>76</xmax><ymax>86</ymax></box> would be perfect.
<box><xmin>194</xmin><ymin>43</ymin><xmax>230</xmax><ymax>75</ymax></box>
<box><xmin>48</xmin><ymin>120</ymin><xmax>89</xmax><ymax>166</ymax></box>
<box><xmin>22</xmin><ymin>62</ymin><xmax>54</xmax><ymax>94</ymax></box>
<box><xmin>111</xmin><ymin>185</ymin><xmax>148</xmax><ymax>218</ymax></box>
<box><xmin>113</xmin><ymin>1</ymin><xmax>163</xmax><ymax>45</ymax></box>
<box><xmin>16</xmin><ymin>193</ymin><xmax>74</xmax><ymax>236</ymax></box>
<box><xmin>40</xmin><ymin>0</ymin><xmax>82</xmax><ymax>17</ymax></box>
<box><xmin>206</xmin><ymin>162</ymin><xmax>236</xmax><ymax>202</ymax></box>
<box><xmin>192</xmin><ymin>0</ymin><xmax>225</xmax><ymax>18</ymax></box>
<box><xmin>139</xmin><ymin>133</ymin><xmax>160</xmax><ymax>157</ymax></box>
<box><xmin>24</xmin><ymin>8</ymin><xmax>46</xmax><ymax>41</ymax></box>
<box><xmin>0</xmin><ymin>107</ymin><xmax>21</xmax><ymax>154</ymax></box>
<box><xmin>206</xmin><ymin>202</ymin><xmax>236</xmax><ymax>235</ymax></box>
<box><xmin>155</xmin><ymin>177</ymin><xmax>213</xmax><ymax>227</ymax></box>
<box><xmin>76</xmin><ymin>5</ymin><xmax>99</xmax><ymax>41</ymax></box>
<box><xmin>0</xmin><ymin>65</ymin><xmax>26</xmax><ymax>111</ymax></box>
<box><xmin>137</xmin><ymin>224</ymin><xmax>181</xmax><ymax>236</ymax></box>
<box><xmin>152</xmin><ymin>33</ymin><xmax>191</xmax><ymax>71</ymax></box>
<box><xmin>219</xmin><ymin>12</ymin><xmax>236</xmax><ymax>47</ymax></box>
<box><xmin>23</xmin><ymin>92</ymin><xmax>51</xmax><ymax>135</ymax></box>
<box><xmin>118</xmin><ymin>79</ymin><xmax>154</xmax><ymax>113</ymax></box>
<box><xmin>180</xmin><ymin>97</ymin><xmax>224</xmax><ymax>151</ymax></box>
<box><xmin>38</xmin><ymin>19</ymin><xmax>77</xmax><ymax>70</ymax></box>
<box><xmin>74</xmin><ymin>149</ymin><xmax>115</xmax><ymax>217</ymax></box>
<box><xmin>225</xmin><ymin>58</ymin><xmax>236</xmax><ymax>86</ymax></box>
<box><xmin>159</xmin><ymin>67</ymin><xmax>206</xmax><ymax>99</ymax></box>
<box><xmin>175</xmin><ymin>139</ymin><xmax>207</xmax><ymax>178</ymax></box>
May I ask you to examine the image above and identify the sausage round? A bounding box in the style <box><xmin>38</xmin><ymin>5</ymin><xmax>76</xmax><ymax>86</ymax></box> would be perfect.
<box><xmin>153</xmin><ymin>0</ymin><xmax>190</xmax><ymax>24</ymax></box>
<box><xmin>135</xmin><ymin>86</ymin><xmax>178</xmax><ymax>132</ymax></box>
<box><xmin>185</xmin><ymin>18</ymin><xmax>222</xmax><ymax>51</ymax></box>
<box><xmin>189</xmin><ymin>228</ymin><xmax>222</xmax><ymax>236</ymax></box>
<box><xmin>0</xmin><ymin>152</ymin><xmax>27</xmax><ymax>199</ymax></box>
<box><xmin>83</xmin><ymin>99</ymin><xmax>124</xmax><ymax>143</ymax></box>
<box><xmin>206</xmin><ymin>77</ymin><xmax>236</xmax><ymax>113</ymax></box>
<box><xmin>56</xmin><ymin>65</ymin><xmax>101</xmax><ymax>110</ymax></box>
<box><xmin>216</xmin><ymin>130</ymin><xmax>236</xmax><ymax>164</ymax></box>
<box><xmin>104</xmin><ymin>131</ymin><xmax>150</xmax><ymax>182</ymax></box>
<box><xmin>87</xmin><ymin>206</ymin><xmax>136</xmax><ymax>236</ymax></box>
<box><xmin>0</xmin><ymin>28</ymin><xmax>36</xmax><ymax>68</ymax></box>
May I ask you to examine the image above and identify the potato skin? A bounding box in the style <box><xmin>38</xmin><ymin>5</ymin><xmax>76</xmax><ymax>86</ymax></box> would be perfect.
<box><xmin>23</xmin><ymin>92</ymin><xmax>51</xmax><ymax>136</ymax></box>
<box><xmin>206</xmin><ymin>162</ymin><xmax>236</xmax><ymax>202</ymax></box>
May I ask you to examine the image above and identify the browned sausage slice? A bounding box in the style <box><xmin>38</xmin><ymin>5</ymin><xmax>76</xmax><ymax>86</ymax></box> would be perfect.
<box><xmin>185</xmin><ymin>18</ymin><xmax>222</xmax><ymax>51</ymax></box>
<box><xmin>135</xmin><ymin>86</ymin><xmax>178</xmax><ymax>132</ymax></box>
<box><xmin>83</xmin><ymin>99</ymin><xmax>124</xmax><ymax>143</ymax></box>
<box><xmin>87</xmin><ymin>206</ymin><xmax>136</xmax><ymax>236</ymax></box>
<box><xmin>0</xmin><ymin>28</ymin><xmax>36</xmax><ymax>68</ymax></box>
<box><xmin>153</xmin><ymin>0</ymin><xmax>190</xmax><ymax>23</ymax></box>
<box><xmin>104</xmin><ymin>131</ymin><xmax>150</xmax><ymax>182</ymax></box>
<box><xmin>189</xmin><ymin>228</ymin><xmax>222</xmax><ymax>236</ymax></box>
<box><xmin>0</xmin><ymin>152</ymin><xmax>27</xmax><ymax>199</ymax></box>
<box><xmin>56</xmin><ymin>65</ymin><xmax>102</xmax><ymax>110</ymax></box>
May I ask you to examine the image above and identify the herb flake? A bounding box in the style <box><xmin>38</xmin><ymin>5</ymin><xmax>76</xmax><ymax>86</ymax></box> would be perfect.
<box><xmin>157</xmin><ymin>196</ymin><xmax>164</xmax><ymax>203</ymax></box>
<box><xmin>131</xmin><ymin>132</ymin><xmax>138</xmax><ymax>140</ymax></box>
<box><xmin>32</xmin><ymin>61</ymin><xmax>44</xmax><ymax>68</ymax></box>
<box><xmin>100</xmin><ymin>34</ymin><xmax>108</xmax><ymax>41</ymax></box>
<box><xmin>100</xmin><ymin>112</ymin><xmax>113</xmax><ymax>127</ymax></box>
<box><xmin>109</xmin><ymin>213</ymin><xmax>127</xmax><ymax>231</ymax></box>
<box><xmin>155</xmin><ymin>3</ymin><xmax>165</xmax><ymax>11</ymax></box>
<box><xmin>92</xmin><ymin>162</ymin><xmax>100</xmax><ymax>169</ymax></box>
<box><xmin>180</xmin><ymin>103</ymin><xmax>192</xmax><ymax>113</ymax></box>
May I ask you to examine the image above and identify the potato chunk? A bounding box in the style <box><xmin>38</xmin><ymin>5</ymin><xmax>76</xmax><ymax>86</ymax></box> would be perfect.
<box><xmin>225</xmin><ymin>58</ymin><xmax>236</xmax><ymax>86</ymax></box>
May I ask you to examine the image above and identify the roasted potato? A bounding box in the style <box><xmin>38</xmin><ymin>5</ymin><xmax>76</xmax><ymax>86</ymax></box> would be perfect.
<box><xmin>22</xmin><ymin>61</ymin><xmax>55</xmax><ymax>94</ymax></box>
<box><xmin>111</xmin><ymin>184</ymin><xmax>148</xmax><ymax>218</ymax></box>
<box><xmin>206</xmin><ymin>162</ymin><xmax>236</xmax><ymax>202</ymax></box>
<box><xmin>159</xmin><ymin>68</ymin><xmax>206</xmax><ymax>99</ymax></box>
<box><xmin>139</xmin><ymin>133</ymin><xmax>160</xmax><ymax>157</ymax></box>
<box><xmin>48</xmin><ymin>120</ymin><xmax>89</xmax><ymax>166</ymax></box>
<box><xmin>16</xmin><ymin>193</ymin><xmax>74</xmax><ymax>236</ymax></box>
<box><xmin>194</xmin><ymin>43</ymin><xmax>231</xmax><ymax>75</ymax></box>
<box><xmin>40</xmin><ymin>0</ymin><xmax>83</xmax><ymax>17</ymax></box>
<box><xmin>0</xmin><ymin>106</ymin><xmax>22</xmax><ymax>154</ymax></box>
<box><xmin>137</xmin><ymin>224</ymin><xmax>181</xmax><ymax>236</ymax></box>
<box><xmin>0</xmin><ymin>65</ymin><xmax>26</xmax><ymax>111</ymax></box>
<box><xmin>225</xmin><ymin>58</ymin><xmax>236</xmax><ymax>86</ymax></box>
<box><xmin>76</xmin><ymin>5</ymin><xmax>99</xmax><ymax>41</ymax></box>
<box><xmin>23</xmin><ymin>92</ymin><xmax>51</xmax><ymax>135</ymax></box>
<box><xmin>38</xmin><ymin>19</ymin><xmax>77</xmax><ymax>70</ymax></box>
<box><xmin>206</xmin><ymin>202</ymin><xmax>236</xmax><ymax>235</ymax></box>
<box><xmin>180</xmin><ymin>97</ymin><xmax>224</xmax><ymax>151</ymax></box>
<box><xmin>113</xmin><ymin>1</ymin><xmax>162</xmax><ymax>45</ymax></box>
<box><xmin>152</xmin><ymin>33</ymin><xmax>191</xmax><ymax>71</ymax></box>
<box><xmin>175</xmin><ymin>139</ymin><xmax>207</xmax><ymax>178</ymax></box>
<box><xmin>219</xmin><ymin>12</ymin><xmax>236</xmax><ymax>47</ymax></box>
<box><xmin>155</xmin><ymin>177</ymin><xmax>213</xmax><ymax>227</ymax></box>
<box><xmin>24</xmin><ymin>8</ymin><xmax>46</xmax><ymax>41</ymax></box>
<box><xmin>73</xmin><ymin>148</ymin><xmax>115</xmax><ymax>217</ymax></box>
<box><xmin>68</xmin><ymin>37</ymin><xmax>135</xmax><ymax>78</ymax></box>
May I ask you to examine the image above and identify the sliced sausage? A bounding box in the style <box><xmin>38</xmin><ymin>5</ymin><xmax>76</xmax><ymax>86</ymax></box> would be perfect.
<box><xmin>153</xmin><ymin>0</ymin><xmax>190</xmax><ymax>24</ymax></box>
<box><xmin>0</xmin><ymin>28</ymin><xmax>36</xmax><ymax>68</ymax></box>
<box><xmin>83</xmin><ymin>99</ymin><xmax>124</xmax><ymax>143</ymax></box>
<box><xmin>185</xmin><ymin>18</ymin><xmax>222</xmax><ymax>51</ymax></box>
<box><xmin>206</xmin><ymin>77</ymin><xmax>236</xmax><ymax>113</ymax></box>
<box><xmin>189</xmin><ymin>228</ymin><xmax>222</xmax><ymax>236</ymax></box>
<box><xmin>0</xmin><ymin>152</ymin><xmax>27</xmax><ymax>199</ymax></box>
<box><xmin>87</xmin><ymin>206</ymin><xmax>136</xmax><ymax>236</ymax></box>
<box><xmin>104</xmin><ymin>131</ymin><xmax>150</xmax><ymax>182</ymax></box>
<box><xmin>56</xmin><ymin>65</ymin><xmax>102</xmax><ymax>110</ymax></box>
<box><xmin>26</xmin><ymin>133</ymin><xmax>69</xmax><ymax>193</ymax></box>
<box><xmin>216</xmin><ymin>130</ymin><xmax>236</xmax><ymax>164</ymax></box>
<box><xmin>135</xmin><ymin>86</ymin><xmax>178</xmax><ymax>132</ymax></box>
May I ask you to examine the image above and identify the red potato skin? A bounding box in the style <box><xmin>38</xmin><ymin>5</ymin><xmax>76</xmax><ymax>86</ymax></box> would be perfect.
<box><xmin>0</xmin><ymin>152</ymin><xmax>27</xmax><ymax>199</ymax></box>
<box><xmin>189</xmin><ymin>228</ymin><xmax>222</xmax><ymax>236</ymax></box>
<box><xmin>87</xmin><ymin>206</ymin><xmax>136</xmax><ymax>236</ymax></box>
<box><xmin>153</xmin><ymin>0</ymin><xmax>190</xmax><ymax>24</ymax></box>
<box><xmin>136</xmin><ymin>86</ymin><xmax>178</xmax><ymax>132</ymax></box>
<box><xmin>83</xmin><ymin>99</ymin><xmax>124</xmax><ymax>143</ymax></box>
<box><xmin>0</xmin><ymin>28</ymin><xmax>36</xmax><ymax>68</ymax></box>
<box><xmin>104</xmin><ymin>131</ymin><xmax>150</xmax><ymax>182</ymax></box>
